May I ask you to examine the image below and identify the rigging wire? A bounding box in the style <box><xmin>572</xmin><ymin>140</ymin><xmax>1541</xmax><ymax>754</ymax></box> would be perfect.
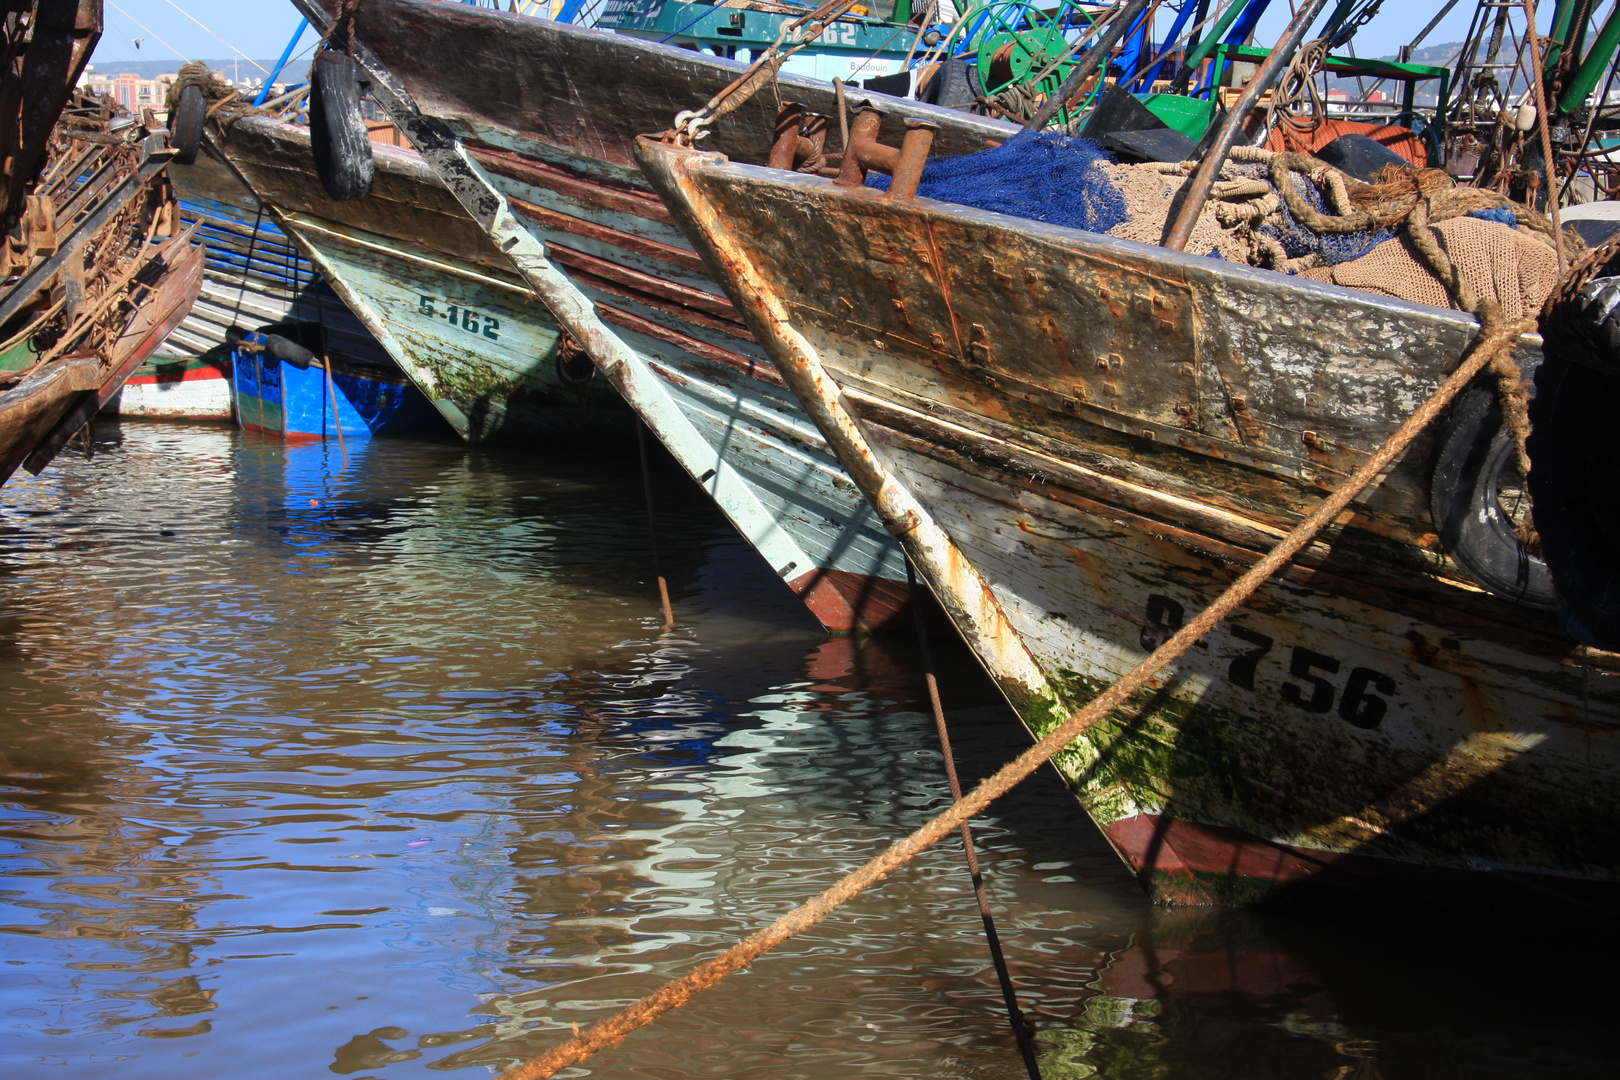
<box><xmin>156</xmin><ymin>0</ymin><xmax>272</xmax><ymax>74</ymax></box>
<box><xmin>105</xmin><ymin>1</ymin><xmax>189</xmax><ymax>63</ymax></box>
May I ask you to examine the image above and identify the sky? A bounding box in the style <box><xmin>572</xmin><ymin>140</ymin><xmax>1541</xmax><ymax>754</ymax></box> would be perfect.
<box><xmin>93</xmin><ymin>1</ymin><xmax>310</xmax><ymax>66</ymax></box>
<box><xmin>87</xmin><ymin>0</ymin><xmax>1556</xmax><ymax>68</ymax></box>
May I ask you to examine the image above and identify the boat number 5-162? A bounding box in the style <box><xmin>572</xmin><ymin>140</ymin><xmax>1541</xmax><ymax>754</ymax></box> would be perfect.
<box><xmin>1140</xmin><ymin>594</ymin><xmax>1396</xmax><ymax>729</ymax></box>
<box><xmin>419</xmin><ymin>295</ymin><xmax>500</xmax><ymax>341</ymax></box>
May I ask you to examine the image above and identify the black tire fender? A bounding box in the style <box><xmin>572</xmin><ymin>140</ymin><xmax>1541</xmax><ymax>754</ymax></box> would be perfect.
<box><xmin>1527</xmin><ymin>344</ymin><xmax>1620</xmax><ymax>648</ymax></box>
<box><xmin>169</xmin><ymin>83</ymin><xmax>206</xmax><ymax>166</ymax></box>
<box><xmin>1430</xmin><ymin>383</ymin><xmax>1556</xmax><ymax>608</ymax></box>
<box><xmin>310</xmin><ymin>49</ymin><xmax>374</xmax><ymax>202</ymax></box>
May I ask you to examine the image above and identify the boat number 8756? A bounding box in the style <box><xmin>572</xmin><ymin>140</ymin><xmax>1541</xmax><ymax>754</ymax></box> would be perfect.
<box><xmin>1140</xmin><ymin>594</ymin><xmax>1396</xmax><ymax>729</ymax></box>
<box><xmin>418</xmin><ymin>295</ymin><xmax>500</xmax><ymax>341</ymax></box>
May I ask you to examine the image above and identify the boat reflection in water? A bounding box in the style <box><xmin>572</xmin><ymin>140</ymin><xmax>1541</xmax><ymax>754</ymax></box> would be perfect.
<box><xmin>1</xmin><ymin>423</ymin><xmax>1615</xmax><ymax>1079</ymax></box>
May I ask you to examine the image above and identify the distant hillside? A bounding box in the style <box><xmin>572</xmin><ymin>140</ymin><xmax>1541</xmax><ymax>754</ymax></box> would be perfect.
<box><xmin>1324</xmin><ymin>41</ymin><xmax>1471</xmax><ymax>108</ymax></box>
<box><xmin>82</xmin><ymin>57</ymin><xmax>283</xmax><ymax>80</ymax></box>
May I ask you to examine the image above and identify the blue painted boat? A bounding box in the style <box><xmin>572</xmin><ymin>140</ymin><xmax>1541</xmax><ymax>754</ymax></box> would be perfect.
<box><xmin>230</xmin><ymin>328</ymin><xmax>445</xmax><ymax>440</ymax></box>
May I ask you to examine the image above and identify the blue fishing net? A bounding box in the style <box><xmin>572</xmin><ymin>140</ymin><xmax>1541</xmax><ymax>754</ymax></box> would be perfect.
<box><xmin>1229</xmin><ymin>162</ymin><xmax>1396</xmax><ymax>266</ymax></box>
<box><xmin>865</xmin><ymin>131</ymin><xmax>1128</xmax><ymax>235</ymax></box>
<box><xmin>1469</xmin><ymin>206</ymin><xmax>1518</xmax><ymax>227</ymax></box>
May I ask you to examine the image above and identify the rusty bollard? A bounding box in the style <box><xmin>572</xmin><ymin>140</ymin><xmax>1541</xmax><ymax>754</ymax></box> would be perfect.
<box><xmin>769</xmin><ymin>101</ymin><xmax>831</xmax><ymax>172</ymax></box>
<box><xmin>889</xmin><ymin>118</ymin><xmax>938</xmax><ymax>200</ymax></box>
<box><xmin>833</xmin><ymin>106</ymin><xmax>885</xmax><ymax>187</ymax></box>
<box><xmin>830</xmin><ymin>105</ymin><xmax>937</xmax><ymax>197</ymax></box>
<box><xmin>769</xmin><ymin>101</ymin><xmax>807</xmax><ymax>171</ymax></box>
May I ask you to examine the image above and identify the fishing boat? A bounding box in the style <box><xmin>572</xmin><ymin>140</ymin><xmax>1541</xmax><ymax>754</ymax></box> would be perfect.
<box><xmin>109</xmin><ymin>122</ymin><xmax>460</xmax><ymax>430</ymax></box>
<box><xmin>202</xmin><ymin>110</ymin><xmax>629</xmax><ymax>445</ymax></box>
<box><xmin>0</xmin><ymin>5</ymin><xmax>203</xmax><ymax>486</ymax></box>
<box><xmin>228</xmin><ymin>322</ymin><xmax>446</xmax><ymax>441</ymax></box>
<box><xmin>108</xmin><ymin>149</ymin><xmax>350</xmax><ymax>424</ymax></box>
<box><xmin>287</xmin><ymin>0</ymin><xmax>1016</xmax><ymax>632</ymax></box>
<box><xmin>634</xmin><ymin>7</ymin><xmax>1620</xmax><ymax>912</ymax></box>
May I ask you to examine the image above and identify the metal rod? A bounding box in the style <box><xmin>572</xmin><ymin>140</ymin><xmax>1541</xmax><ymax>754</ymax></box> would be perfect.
<box><xmin>324</xmin><ymin>356</ymin><xmax>349</xmax><ymax>472</ymax></box>
<box><xmin>1022</xmin><ymin>0</ymin><xmax>1155</xmax><ymax>131</ymax></box>
<box><xmin>907</xmin><ymin>561</ymin><xmax>1042</xmax><ymax>1080</ymax></box>
<box><xmin>1163</xmin><ymin>0</ymin><xmax>1335</xmax><ymax>252</ymax></box>
<box><xmin>255</xmin><ymin>17</ymin><xmax>309</xmax><ymax>107</ymax></box>
<box><xmin>637</xmin><ymin>419</ymin><xmax>675</xmax><ymax>631</ymax></box>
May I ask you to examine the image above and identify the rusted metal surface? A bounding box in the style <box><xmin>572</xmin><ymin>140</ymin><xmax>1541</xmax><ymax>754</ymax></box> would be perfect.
<box><xmin>637</xmin><ymin>138</ymin><xmax>1620</xmax><ymax>913</ymax></box>
<box><xmin>286</xmin><ymin>0</ymin><xmax>1018</xmax><ymax>631</ymax></box>
<box><xmin>0</xmin><ymin>1</ymin><xmax>101</xmax><ymax>260</ymax></box>
<box><xmin>0</xmin><ymin>89</ymin><xmax>202</xmax><ymax>485</ymax></box>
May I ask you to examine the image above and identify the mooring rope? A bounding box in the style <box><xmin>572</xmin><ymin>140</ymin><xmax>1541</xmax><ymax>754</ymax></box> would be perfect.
<box><xmin>489</xmin><ymin>300</ymin><xmax>1534</xmax><ymax>1080</ymax></box>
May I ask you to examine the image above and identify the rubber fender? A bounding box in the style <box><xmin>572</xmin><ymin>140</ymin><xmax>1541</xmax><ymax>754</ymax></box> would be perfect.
<box><xmin>261</xmin><ymin>333</ymin><xmax>318</xmax><ymax>369</ymax></box>
<box><xmin>1527</xmin><ymin>345</ymin><xmax>1620</xmax><ymax>649</ymax></box>
<box><xmin>919</xmin><ymin>56</ymin><xmax>983</xmax><ymax>110</ymax></box>
<box><xmin>229</xmin><ymin>328</ymin><xmax>318</xmax><ymax>370</ymax></box>
<box><xmin>1430</xmin><ymin>384</ymin><xmax>1555</xmax><ymax>608</ymax></box>
<box><xmin>169</xmin><ymin>83</ymin><xmax>206</xmax><ymax>167</ymax></box>
<box><xmin>310</xmin><ymin>49</ymin><xmax>374</xmax><ymax>202</ymax></box>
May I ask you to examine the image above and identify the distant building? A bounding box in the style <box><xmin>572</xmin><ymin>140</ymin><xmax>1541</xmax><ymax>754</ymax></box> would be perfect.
<box><xmin>79</xmin><ymin>66</ymin><xmax>177</xmax><ymax>111</ymax></box>
<box><xmin>77</xmin><ymin>65</ymin><xmax>286</xmax><ymax>113</ymax></box>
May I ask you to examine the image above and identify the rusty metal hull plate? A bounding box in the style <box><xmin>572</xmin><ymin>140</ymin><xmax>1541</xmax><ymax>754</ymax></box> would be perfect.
<box><xmin>637</xmin><ymin>142</ymin><xmax>1620</xmax><ymax>911</ymax></box>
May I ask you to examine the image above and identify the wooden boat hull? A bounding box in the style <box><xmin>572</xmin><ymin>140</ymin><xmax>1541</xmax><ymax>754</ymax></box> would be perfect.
<box><xmin>1</xmin><ymin>230</ymin><xmax>205</xmax><ymax>483</ymax></box>
<box><xmin>290</xmin><ymin>0</ymin><xmax>1014</xmax><ymax>631</ymax></box>
<box><xmin>637</xmin><ymin>141</ymin><xmax>1620</xmax><ymax>915</ymax></box>
<box><xmin>111</xmin><ymin>353</ymin><xmax>233</xmax><ymax>421</ymax></box>
<box><xmin>121</xmin><ymin>149</ymin><xmax>411</xmax><ymax>424</ymax></box>
<box><xmin>211</xmin><ymin>116</ymin><xmax>630</xmax><ymax>446</ymax></box>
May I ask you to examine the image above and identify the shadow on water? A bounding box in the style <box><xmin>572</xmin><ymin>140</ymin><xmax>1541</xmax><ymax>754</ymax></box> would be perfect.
<box><xmin>0</xmin><ymin>422</ymin><xmax>1614</xmax><ymax>1079</ymax></box>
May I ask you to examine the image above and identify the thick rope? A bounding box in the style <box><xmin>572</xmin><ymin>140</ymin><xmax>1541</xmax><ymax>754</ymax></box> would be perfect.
<box><xmin>487</xmin><ymin>306</ymin><xmax>1534</xmax><ymax>1080</ymax></box>
<box><xmin>1266</xmin><ymin>37</ymin><xmax>1331</xmax><ymax>149</ymax></box>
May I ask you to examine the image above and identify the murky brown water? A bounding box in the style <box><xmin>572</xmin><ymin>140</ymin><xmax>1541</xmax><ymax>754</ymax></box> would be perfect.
<box><xmin>2</xmin><ymin>422</ymin><xmax>1615</xmax><ymax>1079</ymax></box>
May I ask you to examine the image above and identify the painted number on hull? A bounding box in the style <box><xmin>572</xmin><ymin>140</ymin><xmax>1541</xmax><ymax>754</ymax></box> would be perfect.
<box><xmin>1141</xmin><ymin>594</ymin><xmax>1396</xmax><ymax>729</ymax></box>
<box><xmin>418</xmin><ymin>296</ymin><xmax>500</xmax><ymax>341</ymax></box>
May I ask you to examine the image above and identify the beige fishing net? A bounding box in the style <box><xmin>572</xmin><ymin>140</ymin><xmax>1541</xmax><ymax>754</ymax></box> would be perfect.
<box><xmin>1300</xmin><ymin>215</ymin><xmax>1562</xmax><ymax>322</ymax></box>
<box><xmin>1100</xmin><ymin>149</ymin><xmax>1578</xmax><ymax>321</ymax></box>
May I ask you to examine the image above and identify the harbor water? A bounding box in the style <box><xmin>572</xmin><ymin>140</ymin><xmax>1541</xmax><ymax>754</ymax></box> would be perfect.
<box><xmin>1</xmin><ymin>422</ymin><xmax>1613</xmax><ymax>1079</ymax></box>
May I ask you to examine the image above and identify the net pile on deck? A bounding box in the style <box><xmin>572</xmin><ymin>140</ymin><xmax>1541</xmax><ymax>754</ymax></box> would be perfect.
<box><xmin>874</xmin><ymin>134</ymin><xmax>1578</xmax><ymax>322</ymax></box>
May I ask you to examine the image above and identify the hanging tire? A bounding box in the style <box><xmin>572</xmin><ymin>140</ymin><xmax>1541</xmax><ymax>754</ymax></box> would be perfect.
<box><xmin>1527</xmin><ymin>330</ymin><xmax>1620</xmax><ymax>648</ymax></box>
<box><xmin>169</xmin><ymin>83</ymin><xmax>206</xmax><ymax>166</ymax></box>
<box><xmin>1547</xmin><ymin>274</ymin><xmax>1620</xmax><ymax>376</ymax></box>
<box><xmin>310</xmin><ymin>49</ymin><xmax>374</xmax><ymax>202</ymax></box>
<box><xmin>918</xmin><ymin>56</ymin><xmax>984</xmax><ymax>110</ymax></box>
<box><xmin>1430</xmin><ymin>383</ymin><xmax>1556</xmax><ymax>608</ymax></box>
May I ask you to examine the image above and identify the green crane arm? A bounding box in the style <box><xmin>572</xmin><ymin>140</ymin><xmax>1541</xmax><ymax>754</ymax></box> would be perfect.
<box><xmin>1559</xmin><ymin>0</ymin><xmax>1620</xmax><ymax>112</ymax></box>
